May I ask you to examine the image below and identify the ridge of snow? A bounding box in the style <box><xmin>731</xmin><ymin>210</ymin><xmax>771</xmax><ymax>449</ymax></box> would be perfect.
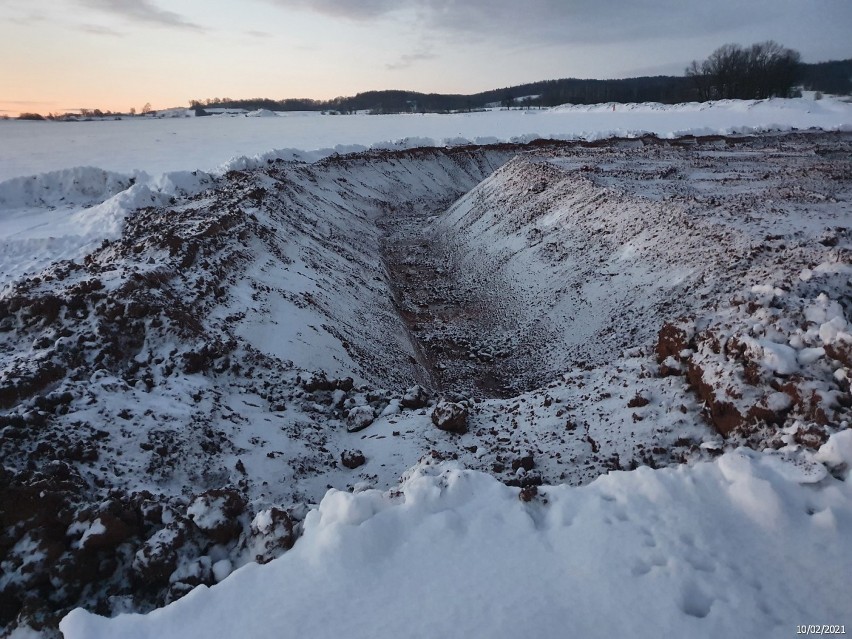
<box><xmin>60</xmin><ymin>431</ymin><xmax>852</xmax><ymax>639</ymax></box>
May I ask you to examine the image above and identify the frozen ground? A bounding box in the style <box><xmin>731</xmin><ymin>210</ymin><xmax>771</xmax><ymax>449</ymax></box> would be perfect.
<box><xmin>0</xmin><ymin>103</ymin><xmax>850</xmax><ymax>637</ymax></box>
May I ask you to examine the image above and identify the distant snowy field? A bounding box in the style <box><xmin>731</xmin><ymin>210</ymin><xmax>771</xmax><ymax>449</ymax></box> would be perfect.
<box><xmin>1</xmin><ymin>98</ymin><xmax>850</xmax><ymax>289</ymax></box>
<box><xmin>1</xmin><ymin>98</ymin><xmax>851</xmax><ymax>182</ymax></box>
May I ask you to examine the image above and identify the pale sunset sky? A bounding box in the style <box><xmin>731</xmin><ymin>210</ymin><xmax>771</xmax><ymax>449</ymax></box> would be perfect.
<box><xmin>2</xmin><ymin>0</ymin><xmax>851</xmax><ymax>115</ymax></box>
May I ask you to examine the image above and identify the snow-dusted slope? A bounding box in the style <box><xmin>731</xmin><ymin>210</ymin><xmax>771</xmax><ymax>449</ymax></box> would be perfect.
<box><xmin>61</xmin><ymin>432</ymin><xmax>852</xmax><ymax>639</ymax></box>
<box><xmin>431</xmin><ymin>136</ymin><xmax>851</xmax><ymax>381</ymax></box>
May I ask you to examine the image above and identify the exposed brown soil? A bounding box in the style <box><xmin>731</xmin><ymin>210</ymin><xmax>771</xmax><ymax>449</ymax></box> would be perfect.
<box><xmin>380</xmin><ymin>202</ymin><xmax>537</xmax><ymax>399</ymax></box>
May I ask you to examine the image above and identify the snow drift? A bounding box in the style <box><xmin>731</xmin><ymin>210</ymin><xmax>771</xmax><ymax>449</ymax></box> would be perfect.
<box><xmin>0</xmin><ymin>169</ymin><xmax>215</xmax><ymax>289</ymax></box>
<box><xmin>0</xmin><ymin>167</ymin><xmax>134</xmax><ymax>210</ymax></box>
<box><xmin>60</xmin><ymin>431</ymin><xmax>852</xmax><ymax>639</ymax></box>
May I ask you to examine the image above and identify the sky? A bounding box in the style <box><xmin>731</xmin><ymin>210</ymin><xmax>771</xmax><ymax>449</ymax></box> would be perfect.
<box><xmin>1</xmin><ymin>0</ymin><xmax>851</xmax><ymax>115</ymax></box>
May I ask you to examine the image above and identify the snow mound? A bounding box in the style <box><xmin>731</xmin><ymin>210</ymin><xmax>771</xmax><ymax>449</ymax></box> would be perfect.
<box><xmin>370</xmin><ymin>136</ymin><xmax>438</xmax><ymax>150</ymax></box>
<box><xmin>0</xmin><ymin>166</ymin><xmax>135</xmax><ymax>210</ymax></box>
<box><xmin>61</xmin><ymin>432</ymin><xmax>852</xmax><ymax>639</ymax></box>
<box><xmin>0</xmin><ymin>185</ymin><xmax>151</xmax><ymax>288</ymax></box>
<box><xmin>0</xmin><ymin>168</ymin><xmax>215</xmax><ymax>288</ymax></box>
<box><xmin>245</xmin><ymin>109</ymin><xmax>279</xmax><ymax>118</ymax></box>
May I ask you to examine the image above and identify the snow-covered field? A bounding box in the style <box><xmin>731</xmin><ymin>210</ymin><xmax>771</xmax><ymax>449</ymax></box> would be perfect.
<box><xmin>1</xmin><ymin>98</ymin><xmax>850</xmax><ymax>182</ymax></box>
<box><xmin>1</xmin><ymin>100</ymin><xmax>851</xmax><ymax>638</ymax></box>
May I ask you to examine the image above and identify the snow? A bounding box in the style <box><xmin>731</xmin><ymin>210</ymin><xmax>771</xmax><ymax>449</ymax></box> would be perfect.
<box><xmin>0</xmin><ymin>169</ymin><xmax>214</xmax><ymax>289</ymax></box>
<box><xmin>186</xmin><ymin>497</ymin><xmax>228</xmax><ymax>532</ymax></box>
<box><xmin>0</xmin><ymin>103</ymin><xmax>849</xmax><ymax>637</ymax></box>
<box><xmin>0</xmin><ymin>166</ymin><xmax>134</xmax><ymax>209</ymax></box>
<box><xmin>2</xmin><ymin>97</ymin><xmax>848</xmax><ymax>292</ymax></box>
<box><xmin>60</xmin><ymin>432</ymin><xmax>852</xmax><ymax>639</ymax></box>
<box><xmin>819</xmin><ymin>317</ymin><xmax>849</xmax><ymax>344</ymax></box>
<box><xmin>1</xmin><ymin>97</ymin><xmax>850</xmax><ymax>184</ymax></box>
<box><xmin>245</xmin><ymin>109</ymin><xmax>279</xmax><ymax>118</ymax></box>
<box><xmin>760</xmin><ymin>340</ymin><xmax>799</xmax><ymax>375</ymax></box>
<box><xmin>805</xmin><ymin>294</ymin><xmax>846</xmax><ymax>325</ymax></box>
<box><xmin>74</xmin><ymin>518</ymin><xmax>107</xmax><ymax>550</ymax></box>
<box><xmin>7</xmin><ymin>627</ymin><xmax>43</xmax><ymax>639</ymax></box>
<box><xmin>815</xmin><ymin>429</ymin><xmax>852</xmax><ymax>467</ymax></box>
<box><xmin>211</xmin><ymin>559</ymin><xmax>232</xmax><ymax>583</ymax></box>
<box><xmin>798</xmin><ymin>347</ymin><xmax>826</xmax><ymax>366</ymax></box>
<box><xmin>250</xmin><ymin>511</ymin><xmax>275</xmax><ymax>535</ymax></box>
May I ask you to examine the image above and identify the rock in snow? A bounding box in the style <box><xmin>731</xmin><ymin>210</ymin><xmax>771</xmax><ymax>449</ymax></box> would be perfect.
<box><xmin>400</xmin><ymin>384</ymin><xmax>430</xmax><ymax>409</ymax></box>
<box><xmin>431</xmin><ymin>401</ymin><xmax>469</xmax><ymax>434</ymax></box>
<box><xmin>186</xmin><ymin>489</ymin><xmax>246</xmax><ymax>544</ymax></box>
<box><xmin>340</xmin><ymin>450</ymin><xmax>366</xmax><ymax>469</ymax></box>
<box><xmin>346</xmin><ymin>406</ymin><xmax>376</xmax><ymax>433</ymax></box>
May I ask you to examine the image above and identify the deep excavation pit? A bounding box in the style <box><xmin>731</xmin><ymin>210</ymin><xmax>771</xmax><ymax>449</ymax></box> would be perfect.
<box><xmin>380</xmin><ymin>202</ymin><xmax>545</xmax><ymax>399</ymax></box>
<box><xmin>261</xmin><ymin>131</ymin><xmax>852</xmax><ymax>405</ymax></box>
<box><xmin>378</xmin><ymin>132</ymin><xmax>852</xmax><ymax>408</ymax></box>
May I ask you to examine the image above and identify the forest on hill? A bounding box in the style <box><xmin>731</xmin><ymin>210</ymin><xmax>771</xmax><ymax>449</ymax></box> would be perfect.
<box><xmin>191</xmin><ymin>53</ymin><xmax>851</xmax><ymax>115</ymax></box>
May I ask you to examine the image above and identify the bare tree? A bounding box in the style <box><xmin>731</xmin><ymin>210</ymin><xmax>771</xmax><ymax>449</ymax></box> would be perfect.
<box><xmin>746</xmin><ymin>41</ymin><xmax>800</xmax><ymax>99</ymax></box>
<box><xmin>685</xmin><ymin>60</ymin><xmax>712</xmax><ymax>101</ymax></box>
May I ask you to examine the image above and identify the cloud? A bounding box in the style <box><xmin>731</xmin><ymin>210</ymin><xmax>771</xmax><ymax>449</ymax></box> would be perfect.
<box><xmin>78</xmin><ymin>23</ymin><xmax>123</xmax><ymax>36</ymax></box>
<box><xmin>264</xmin><ymin>0</ymin><xmax>852</xmax><ymax>47</ymax></box>
<box><xmin>266</xmin><ymin>0</ymin><xmax>400</xmax><ymax>20</ymax></box>
<box><xmin>79</xmin><ymin>0</ymin><xmax>205</xmax><ymax>31</ymax></box>
<box><xmin>8</xmin><ymin>12</ymin><xmax>48</xmax><ymax>26</ymax></box>
<box><xmin>386</xmin><ymin>47</ymin><xmax>437</xmax><ymax>70</ymax></box>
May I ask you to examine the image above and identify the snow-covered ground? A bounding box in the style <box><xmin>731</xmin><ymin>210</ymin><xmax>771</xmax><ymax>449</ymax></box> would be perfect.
<box><xmin>1</xmin><ymin>98</ymin><xmax>850</xmax><ymax>183</ymax></box>
<box><xmin>61</xmin><ymin>433</ymin><xmax>852</xmax><ymax>639</ymax></box>
<box><xmin>0</xmin><ymin>101</ymin><xmax>850</xmax><ymax>637</ymax></box>
<box><xmin>2</xmin><ymin>98</ymin><xmax>850</xmax><ymax>293</ymax></box>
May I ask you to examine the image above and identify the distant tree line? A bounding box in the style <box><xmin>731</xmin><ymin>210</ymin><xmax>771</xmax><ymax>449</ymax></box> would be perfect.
<box><xmin>798</xmin><ymin>59</ymin><xmax>852</xmax><ymax>95</ymax></box>
<box><xmin>191</xmin><ymin>49</ymin><xmax>849</xmax><ymax>116</ymax></box>
<box><xmin>191</xmin><ymin>78</ymin><xmax>704</xmax><ymax>115</ymax></box>
<box><xmin>13</xmin><ymin>46</ymin><xmax>852</xmax><ymax>121</ymax></box>
<box><xmin>15</xmin><ymin>103</ymin><xmax>153</xmax><ymax>121</ymax></box>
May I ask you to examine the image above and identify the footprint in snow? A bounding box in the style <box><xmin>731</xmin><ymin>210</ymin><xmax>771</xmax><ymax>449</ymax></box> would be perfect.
<box><xmin>678</xmin><ymin>580</ymin><xmax>715</xmax><ymax>619</ymax></box>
